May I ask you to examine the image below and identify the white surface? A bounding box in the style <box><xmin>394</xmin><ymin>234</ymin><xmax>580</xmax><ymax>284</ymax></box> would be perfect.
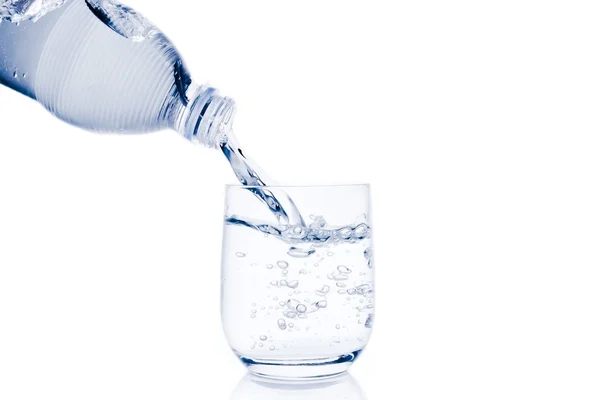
<box><xmin>1</xmin><ymin>0</ymin><xmax>600</xmax><ymax>398</ymax></box>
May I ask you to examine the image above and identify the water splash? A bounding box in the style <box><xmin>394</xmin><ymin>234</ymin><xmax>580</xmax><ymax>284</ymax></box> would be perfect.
<box><xmin>1</xmin><ymin>0</ymin><xmax>67</xmax><ymax>23</ymax></box>
<box><xmin>85</xmin><ymin>0</ymin><xmax>157</xmax><ymax>42</ymax></box>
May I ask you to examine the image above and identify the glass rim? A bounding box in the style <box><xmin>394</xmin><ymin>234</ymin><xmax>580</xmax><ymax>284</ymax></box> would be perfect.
<box><xmin>225</xmin><ymin>183</ymin><xmax>370</xmax><ymax>189</ymax></box>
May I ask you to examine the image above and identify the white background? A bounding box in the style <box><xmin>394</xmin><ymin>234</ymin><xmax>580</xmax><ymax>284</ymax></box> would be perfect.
<box><xmin>1</xmin><ymin>0</ymin><xmax>600</xmax><ymax>398</ymax></box>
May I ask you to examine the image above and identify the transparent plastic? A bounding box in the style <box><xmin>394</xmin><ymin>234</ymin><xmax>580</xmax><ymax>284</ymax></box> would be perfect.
<box><xmin>0</xmin><ymin>0</ymin><xmax>235</xmax><ymax>147</ymax></box>
<box><xmin>222</xmin><ymin>185</ymin><xmax>375</xmax><ymax>379</ymax></box>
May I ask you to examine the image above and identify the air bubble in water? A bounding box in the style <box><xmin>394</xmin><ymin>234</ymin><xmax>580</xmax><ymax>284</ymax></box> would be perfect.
<box><xmin>283</xmin><ymin>310</ymin><xmax>298</xmax><ymax>318</ymax></box>
<box><xmin>316</xmin><ymin>285</ymin><xmax>330</xmax><ymax>296</ymax></box>
<box><xmin>236</xmin><ymin>252</ymin><xmax>246</xmax><ymax>257</ymax></box>
<box><xmin>356</xmin><ymin>284</ymin><xmax>371</xmax><ymax>295</ymax></box>
<box><xmin>316</xmin><ymin>300</ymin><xmax>328</xmax><ymax>308</ymax></box>
<box><xmin>336</xmin><ymin>282</ymin><xmax>347</xmax><ymax>288</ymax></box>
<box><xmin>347</xmin><ymin>288</ymin><xmax>357</xmax><ymax>295</ymax></box>
<box><xmin>337</xmin><ymin>265</ymin><xmax>352</xmax><ymax>274</ymax></box>
<box><xmin>277</xmin><ymin>261</ymin><xmax>289</xmax><ymax>269</ymax></box>
<box><xmin>13</xmin><ymin>70</ymin><xmax>18</xmax><ymax>78</ymax></box>
<box><xmin>366</xmin><ymin>314</ymin><xmax>374</xmax><ymax>328</ymax></box>
<box><xmin>336</xmin><ymin>324</ymin><xmax>341</xmax><ymax>329</ymax></box>
<box><xmin>289</xmin><ymin>322</ymin><xmax>295</xmax><ymax>328</ymax></box>
<box><xmin>287</xmin><ymin>280</ymin><xmax>299</xmax><ymax>289</ymax></box>
<box><xmin>282</xmin><ymin>270</ymin><xmax>288</xmax><ymax>276</ymax></box>
<box><xmin>266</xmin><ymin>264</ymin><xmax>274</xmax><ymax>269</ymax></box>
<box><xmin>277</xmin><ymin>319</ymin><xmax>287</xmax><ymax>330</ymax></box>
<box><xmin>287</xmin><ymin>247</ymin><xmax>316</xmax><ymax>258</ymax></box>
<box><xmin>296</xmin><ymin>304</ymin><xmax>307</xmax><ymax>313</ymax></box>
<box><xmin>270</xmin><ymin>346</ymin><xmax>276</xmax><ymax>351</ymax></box>
<box><xmin>279</xmin><ymin>280</ymin><xmax>288</xmax><ymax>287</ymax></box>
<box><xmin>259</xmin><ymin>335</ymin><xmax>267</xmax><ymax>341</ymax></box>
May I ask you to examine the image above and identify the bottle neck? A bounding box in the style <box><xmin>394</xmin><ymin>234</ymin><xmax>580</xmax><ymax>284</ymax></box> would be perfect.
<box><xmin>175</xmin><ymin>84</ymin><xmax>236</xmax><ymax>148</ymax></box>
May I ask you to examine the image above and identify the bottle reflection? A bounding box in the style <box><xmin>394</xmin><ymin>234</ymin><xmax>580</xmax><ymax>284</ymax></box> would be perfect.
<box><xmin>230</xmin><ymin>372</ymin><xmax>367</xmax><ymax>400</ymax></box>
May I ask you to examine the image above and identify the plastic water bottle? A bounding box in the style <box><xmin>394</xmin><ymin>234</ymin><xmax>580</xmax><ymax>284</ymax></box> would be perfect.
<box><xmin>0</xmin><ymin>0</ymin><xmax>235</xmax><ymax>148</ymax></box>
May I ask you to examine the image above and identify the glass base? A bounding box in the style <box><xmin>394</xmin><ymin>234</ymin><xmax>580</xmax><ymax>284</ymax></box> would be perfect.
<box><xmin>238</xmin><ymin>351</ymin><xmax>361</xmax><ymax>380</ymax></box>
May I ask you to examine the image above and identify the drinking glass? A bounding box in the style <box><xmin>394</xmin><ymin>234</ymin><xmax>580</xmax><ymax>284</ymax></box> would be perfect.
<box><xmin>221</xmin><ymin>185</ymin><xmax>374</xmax><ymax>379</ymax></box>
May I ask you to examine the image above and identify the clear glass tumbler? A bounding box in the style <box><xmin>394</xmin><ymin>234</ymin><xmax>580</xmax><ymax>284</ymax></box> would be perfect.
<box><xmin>221</xmin><ymin>185</ymin><xmax>374</xmax><ymax>379</ymax></box>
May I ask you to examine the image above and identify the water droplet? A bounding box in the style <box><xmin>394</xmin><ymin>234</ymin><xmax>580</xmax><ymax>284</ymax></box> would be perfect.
<box><xmin>357</xmin><ymin>284</ymin><xmax>371</xmax><ymax>292</ymax></box>
<box><xmin>327</xmin><ymin>252</ymin><xmax>335</xmax><ymax>256</ymax></box>
<box><xmin>270</xmin><ymin>280</ymin><xmax>279</xmax><ymax>286</ymax></box>
<box><xmin>251</xmin><ymin>345</ymin><xmax>255</xmax><ymax>349</ymax></box>
<box><xmin>266</xmin><ymin>264</ymin><xmax>274</xmax><ymax>269</ymax></box>
<box><xmin>278</xmin><ymin>319</ymin><xmax>287</xmax><ymax>330</ymax></box>
<box><xmin>338</xmin><ymin>289</ymin><xmax>346</xmax><ymax>294</ymax></box>
<box><xmin>366</xmin><ymin>314</ymin><xmax>374</xmax><ymax>328</ymax></box>
<box><xmin>251</xmin><ymin>309</ymin><xmax>257</xmax><ymax>313</ymax></box>
<box><xmin>336</xmin><ymin>282</ymin><xmax>347</xmax><ymax>288</ymax></box>
<box><xmin>236</xmin><ymin>252</ymin><xmax>246</xmax><ymax>257</ymax></box>
<box><xmin>259</xmin><ymin>343</ymin><xmax>263</xmax><ymax>347</ymax></box>
<box><xmin>296</xmin><ymin>304</ymin><xmax>307</xmax><ymax>313</ymax></box>
<box><xmin>288</xmin><ymin>322</ymin><xmax>294</xmax><ymax>328</ymax></box>
<box><xmin>287</xmin><ymin>247</ymin><xmax>316</xmax><ymax>258</ymax></box>
<box><xmin>282</xmin><ymin>270</ymin><xmax>288</xmax><ymax>275</ymax></box>
<box><xmin>347</xmin><ymin>288</ymin><xmax>357</xmax><ymax>295</ymax></box>
<box><xmin>250</xmin><ymin>314</ymin><xmax>256</xmax><ymax>318</ymax></box>
<box><xmin>273</xmin><ymin>296</ymin><xmax>278</xmax><ymax>300</ymax></box>
<box><xmin>279</xmin><ymin>301</ymin><xmax>286</xmax><ymax>307</ymax></box>
<box><xmin>333</xmin><ymin>337</ymin><xmax>341</xmax><ymax>343</ymax></box>
<box><xmin>270</xmin><ymin>346</ymin><xmax>276</xmax><ymax>351</ymax></box>
<box><xmin>287</xmin><ymin>280</ymin><xmax>299</xmax><ymax>289</ymax></box>
<box><xmin>283</xmin><ymin>310</ymin><xmax>298</xmax><ymax>318</ymax></box>
<box><xmin>279</xmin><ymin>280</ymin><xmax>288</xmax><ymax>287</ymax></box>
<box><xmin>334</xmin><ymin>275</ymin><xmax>348</xmax><ymax>281</ymax></box>
<box><xmin>336</xmin><ymin>324</ymin><xmax>341</xmax><ymax>329</ymax></box>
<box><xmin>337</xmin><ymin>265</ymin><xmax>352</xmax><ymax>274</ymax></box>
<box><xmin>13</xmin><ymin>70</ymin><xmax>18</xmax><ymax>78</ymax></box>
<box><xmin>22</xmin><ymin>73</ymin><xmax>27</xmax><ymax>78</ymax></box>
<box><xmin>277</xmin><ymin>261</ymin><xmax>289</xmax><ymax>269</ymax></box>
<box><xmin>316</xmin><ymin>300</ymin><xmax>328</xmax><ymax>308</ymax></box>
<box><xmin>259</xmin><ymin>335</ymin><xmax>267</xmax><ymax>341</ymax></box>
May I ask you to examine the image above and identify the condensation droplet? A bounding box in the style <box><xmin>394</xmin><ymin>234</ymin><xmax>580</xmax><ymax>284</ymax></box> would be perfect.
<box><xmin>277</xmin><ymin>261</ymin><xmax>289</xmax><ymax>269</ymax></box>
<box><xmin>259</xmin><ymin>335</ymin><xmax>267</xmax><ymax>341</ymax></box>
<box><xmin>236</xmin><ymin>252</ymin><xmax>246</xmax><ymax>257</ymax></box>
